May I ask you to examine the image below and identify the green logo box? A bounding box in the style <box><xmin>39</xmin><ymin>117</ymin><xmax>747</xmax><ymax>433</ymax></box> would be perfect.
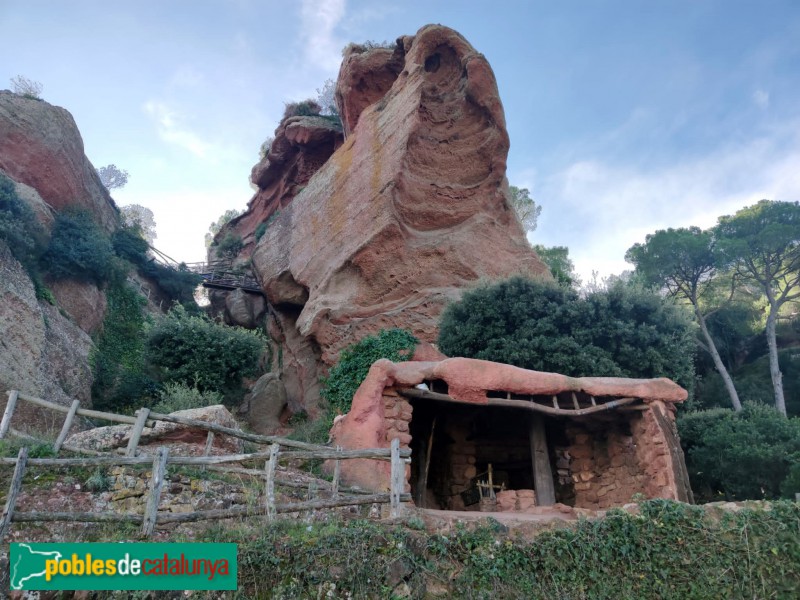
<box><xmin>10</xmin><ymin>543</ymin><xmax>237</xmax><ymax>591</ymax></box>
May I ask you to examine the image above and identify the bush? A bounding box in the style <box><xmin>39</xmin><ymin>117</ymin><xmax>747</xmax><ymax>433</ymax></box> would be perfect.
<box><xmin>283</xmin><ymin>99</ymin><xmax>321</xmax><ymax>119</ymax></box>
<box><xmin>678</xmin><ymin>403</ymin><xmax>800</xmax><ymax>500</ymax></box>
<box><xmin>321</xmin><ymin>329</ymin><xmax>418</xmax><ymax>414</ymax></box>
<box><xmin>438</xmin><ymin>276</ymin><xmax>695</xmax><ymax>391</ymax></box>
<box><xmin>43</xmin><ymin>209</ymin><xmax>118</xmax><ymax>284</ymax></box>
<box><xmin>146</xmin><ymin>305</ymin><xmax>264</xmax><ymax>396</ymax></box>
<box><xmin>151</xmin><ymin>382</ymin><xmax>223</xmax><ymax>413</ymax></box>
<box><xmin>0</xmin><ymin>173</ymin><xmax>47</xmax><ymax>269</ymax></box>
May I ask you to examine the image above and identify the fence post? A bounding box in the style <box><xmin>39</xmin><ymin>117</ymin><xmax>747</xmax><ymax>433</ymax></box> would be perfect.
<box><xmin>54</xmin><ymin>399</ymin><xmax>81</xmax><ymax>454</ymax></box>
<box><xmin>0</xmin><ymin>447</ymin><xmax>28</xmax><ymax>540</ymax></box>
<box><xmin>390</xmin><ymin>438</ymin><xmax>403</xmax><ymax>518</ymax></box>
<box><xmin>331</xmin><ymin>446</ymin><xmax>341</xmax><ymax>500</ymax></box>
<box><xmin>265</xmin><ymin>443</ymin><xmax>280</xmax><ymax>522</ymax></box>
<box><xmin>141</xmin><ymin>447</ymin><xmax>169</xmax><ymax>537</ymax></box>
<box><xmin>203</xmin><ymin>431</ymin><xmax>215</xmax><ymax>456</ymax></box>
<box><xmin>126</xmin><ymin>408</ymin><xmax>151</xmax><ymax>457</ymax></box>
<box><xmin>0</xmin><ymin>391</ymin><xmax>19</xmax><ymax>439</ymax></box>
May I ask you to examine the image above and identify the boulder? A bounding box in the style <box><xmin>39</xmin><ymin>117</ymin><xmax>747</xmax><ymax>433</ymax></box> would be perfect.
<box><xmin>241</xmin><ymin>372</ymin><xmax>287</xmax><ymax>434</ymax></box>
<box><xmin>65</xmin><ymin>405</ymin><xmax>244</xmax><ymax>455</ymax></box>
<box><xmin>0</xmin><ymin>91</ymin><xmax>119</xmax><ymax>232</ymax></box>
<box><xmin>224</xmin><ymin>288</ymin><xmax>266</xmax><ymax>329</ymax></box>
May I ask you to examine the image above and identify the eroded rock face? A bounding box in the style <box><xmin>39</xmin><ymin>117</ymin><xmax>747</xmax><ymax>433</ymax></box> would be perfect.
<box><xmin>0</xmin><ymin>91</ymin><xmax>119</xmax><ymax>232</ymax></box>
<box><xmin>0</xmin><ymin>242</ymin><xmax>94</xmax><ymax>410</ymax></box>
<box><xmin>48</xmin><ymin>278</ymin><xmax>107</xmax><ymax>335</ymax></box>
<box><xmin>220</xmin><ymin>115</ymin><xmax>344</xmax><ymax>259</ymax></box>
<box><xmin>245</xmin><ymin>25</ymin><xmax>548</xmax><ymax>413</ymax></box>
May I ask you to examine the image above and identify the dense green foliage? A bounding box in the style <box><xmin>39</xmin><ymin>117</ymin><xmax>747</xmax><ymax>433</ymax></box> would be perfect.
<box><xmin>678</xmin><ymin>403</ymin><xmax>800</xmax><ymax>501</ymax></box>
<box><xmin>43</xmin><ymin>209</ymin><xmax>118</xmax><ymax>284</ymax></box>
<box><xmin>438</xmin><ymin>277</ymin><xmax>695</xmax><ymax>391</ymax></box>
<box><xmin>205</xmin><ymin>208</ymin><xmax>242</xmax><ymax>248</ymax></box>
<box><xmin>197</xmin><ymin>500</ymin><xmax>800</xmax><ymax>599</ymax></box>
<box><xmin>151</xmin><ymin>382</ymin><xmax>223</xmax><ymax>414</ymax></box>
<box><xmin>91</xmin><ymin>282</ymin><xmax>154</xmax><ymax>410</ymax></box>
<box><xmin>146</xmin><ymin>305</ymin><xmax>264</xmax><ymax>396</ymax></box>
<box><xmin>321</xmin><ymin>329</ymin><xmax>418</xmax><ymax>414</ymax></box>
<box><xmin>0</xmin><ymin>173</ymin><xmax>47</xmax><ymax>270</ymax></box>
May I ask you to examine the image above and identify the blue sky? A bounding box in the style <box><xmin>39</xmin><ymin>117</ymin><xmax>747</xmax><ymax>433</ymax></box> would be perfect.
<box><xmin>2</xmin><ymin>0</ymin><xmax>799</xmax><ymax>280</ymax></box>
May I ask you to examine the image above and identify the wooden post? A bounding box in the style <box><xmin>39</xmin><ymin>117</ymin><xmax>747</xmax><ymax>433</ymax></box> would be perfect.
<box><xmin>390</xmin><ymin>437</ymin><xmax>403</xmax><ymax>518</ymax></box>
<box><xmin>331</xmin><ymin>446</ymin><xmax>341</xmax><ymax>500</ymax></box>
<box><xmin>571</xmin><ymin>392</ymin><xmax>580</xmax><ymax>410</ymax></box>
<box><xmin>0</xmin><ymin>391</ymin><xmax>19</xmax><ymax>439</ymax></box>
<box><xmin>141</xmin><ymin>447</ymin><xmax>169</xmax><ymax>537</ymax></box>
<box><xmin>0</xmin><ymin>447</ymin><xmax>28</xmax><ymax>540</ymax></box>
<box><xmin>529</xmin><ymin>415</ymin><xmax>555</xmax><ymax>506</ymax></box>
<box><xmin>126</xmin><ymin>408</ymin><xmax>151</xmax><ymax>457</ymax></box>
<box><xmin>202</xmin><ymin>431</ymin><xmax>215</xmax><ymax>456</ymax></box>
<box><xmin>418</xmin><ymin>417</ymin><xmax>436</xmax><ymax>508</ymax></box>
<box><xmin>264</xmin><ymin>443</ymin><xmax>279</xmax><ymax>521</ymax></box>
<box><xmin>53</xmin><ymin>399</ymin><xmax>81</xmax><ymax>454</ymax></box>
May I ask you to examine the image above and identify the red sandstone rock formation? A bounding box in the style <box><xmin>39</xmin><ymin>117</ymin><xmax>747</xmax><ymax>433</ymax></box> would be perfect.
<box><xmin>0</xmin><ymin>91</ymin><xmax>119</xmax><ymax>233</ymax></box>
<box><xmin>225</xmin><ymin>25</ymin><xmax>549</xmax><ymax>415</ymax></box>
<box><xmin>329</xmin><ymin>358</ymin><xmax>693</xmax><ymax>510</ymax></box>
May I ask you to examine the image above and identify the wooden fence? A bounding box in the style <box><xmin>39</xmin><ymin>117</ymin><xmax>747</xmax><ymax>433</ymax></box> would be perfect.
<box><xmin>0</xmin><ymin>391</ymin><xmax>411</xmax><ymax>538</ymax></box>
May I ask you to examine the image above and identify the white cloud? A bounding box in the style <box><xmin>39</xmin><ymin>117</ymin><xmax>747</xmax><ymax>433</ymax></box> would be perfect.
<box><xmin>300</xmin><ymin>0</ymin><xmax>346</xmax><ymax>71</ymax></box>
<box><xmin>143</xmin><ymin>100</ymin><xmax>212</xmax><ymax>158</ymax></box>
<box><xmin>532</xmin><ymin>122</ymin><xmax>800</xmax><ymax>281</ymax></box>
<box><xmin>753</xmin><ymin>89</ymin><xmax>770</xmax><ymax>109</ymax></box>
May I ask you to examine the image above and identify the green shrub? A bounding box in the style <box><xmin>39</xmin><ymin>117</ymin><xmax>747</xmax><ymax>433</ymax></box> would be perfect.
<box><xmin>146</xmin><ymin>305</ymin><xmax>264</xmax><ymax>396</ymax></box>
<box><xmin>111</xmin><ymin>225</ymin><xmax>149</xmax><ymax>264</ymax></box>
<box><xmin>201</xmin><ymin>500</ymin><xmax>800</xmax><ymax>599</ymax></box>
<box><xmin>438</xmin><ymin>276</ymin><xmax>696</xmax><ymax>392</ymax></box>
<box><xmin>151</xmin><ymin>382</ymin><xmax>223</xmax><ymax>413</ymax></box>
<box><xmin>321</xmin><ymin>329</ymin><xmax>418</xmax><ymax>414</ymax></box>
<box><xmin>84</xmin><ymin>468</ymin><xmax>111</xmax><ymax>492</ymax></box>
<box><xmin>678</xmin><ymin>403</ymin><xmax>800</xmax><ymax>500</ymax></box>
<box><xmin>0</xmin><ymin>173</ymin><xmax>47</xmax><ymax>270</ymax></box>
<box><xmin>43</xmin><ymin>209</ymin><xmax>117</xmax><ymax>284</ymax></box>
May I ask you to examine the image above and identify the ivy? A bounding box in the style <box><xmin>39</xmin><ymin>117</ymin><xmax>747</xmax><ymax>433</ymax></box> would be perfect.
<box><xmin>321</xmin><ymin>329</ymin><xmax>418</xmax><ymax>414</ymax></box>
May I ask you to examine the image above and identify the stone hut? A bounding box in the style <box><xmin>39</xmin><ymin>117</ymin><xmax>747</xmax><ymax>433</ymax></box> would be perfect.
<box><xmin>329</xmin><ymin>358</ymin><xmax>694</xmax><ymax>512</ymax></box>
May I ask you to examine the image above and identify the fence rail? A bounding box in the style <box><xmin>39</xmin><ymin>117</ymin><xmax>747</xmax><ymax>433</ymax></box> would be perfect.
<box><xmin>0</xmin><ymin>391</ymin><xmax>410</xmax><ymax>538</ymax></box>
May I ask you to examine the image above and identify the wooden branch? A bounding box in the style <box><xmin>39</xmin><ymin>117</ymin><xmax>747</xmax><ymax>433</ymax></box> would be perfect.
<box><xmin>157</xmin><ymin>493</ymin><xmax>412</xmax><ymax>524</ymax></box>
<box><xmin>399</xmin><ymin>388</ymin><xmax>640</xmax><ymax>417</ymax></box>
<box><xmin>12</xmin><ymin>511</ymin><xmax>142</xmax><ymax>523</ymax></box>
<box><xmin>0</xmin><ymin>447</ymin><xmax>28</xmax><ymax>540</ymax></box>
<box><xmin>0</xmin><ymin>391</ymin><xmax>19</xmax><ymax>439</ymax></box>
<box><xmin>279</xmin><ymin>448</ymin><xmax>409</xmax><ymax>461</ymax></box>
<box><xmin>141</xmin><ymin>447</ymin><xmax>169</xmax><ymax>537</ymax></box>
<box><xmin>202</xmin><ymin>431</ymin><xmax>215</xmax><ymax>456</ymax></box>
<box><xmin>53</xmin><ymin>399</ymin><xmax>81</xmax><ymax>454</ymax></box>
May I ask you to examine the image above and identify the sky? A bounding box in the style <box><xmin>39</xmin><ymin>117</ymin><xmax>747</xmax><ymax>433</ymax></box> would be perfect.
<box><xmin>1</xmin><ymin>0</ymin><xmax>799</xmax><ymax>281</ymax></box>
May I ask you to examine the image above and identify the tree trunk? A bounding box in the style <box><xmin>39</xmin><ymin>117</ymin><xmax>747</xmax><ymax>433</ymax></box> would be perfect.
<box><xmin>697</xmin><ymin>308</ymin><xmax>742</xmax><ymax>412</ymax></box>
<box><xmin>765</xmin><ymin>304</ymin><xmax>786</xmax><ymax>416</ymax></box>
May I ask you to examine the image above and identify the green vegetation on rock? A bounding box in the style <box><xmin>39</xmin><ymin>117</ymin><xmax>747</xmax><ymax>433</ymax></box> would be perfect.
<box><xmin>43</xmin><ymin>208</ymin><xmax>119</xmax><ymax>284</ymax></box>
<box><xmin>321</xmin><ymin>328</ymin><xmax>418</xmax><ymax>414</ymax></box>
